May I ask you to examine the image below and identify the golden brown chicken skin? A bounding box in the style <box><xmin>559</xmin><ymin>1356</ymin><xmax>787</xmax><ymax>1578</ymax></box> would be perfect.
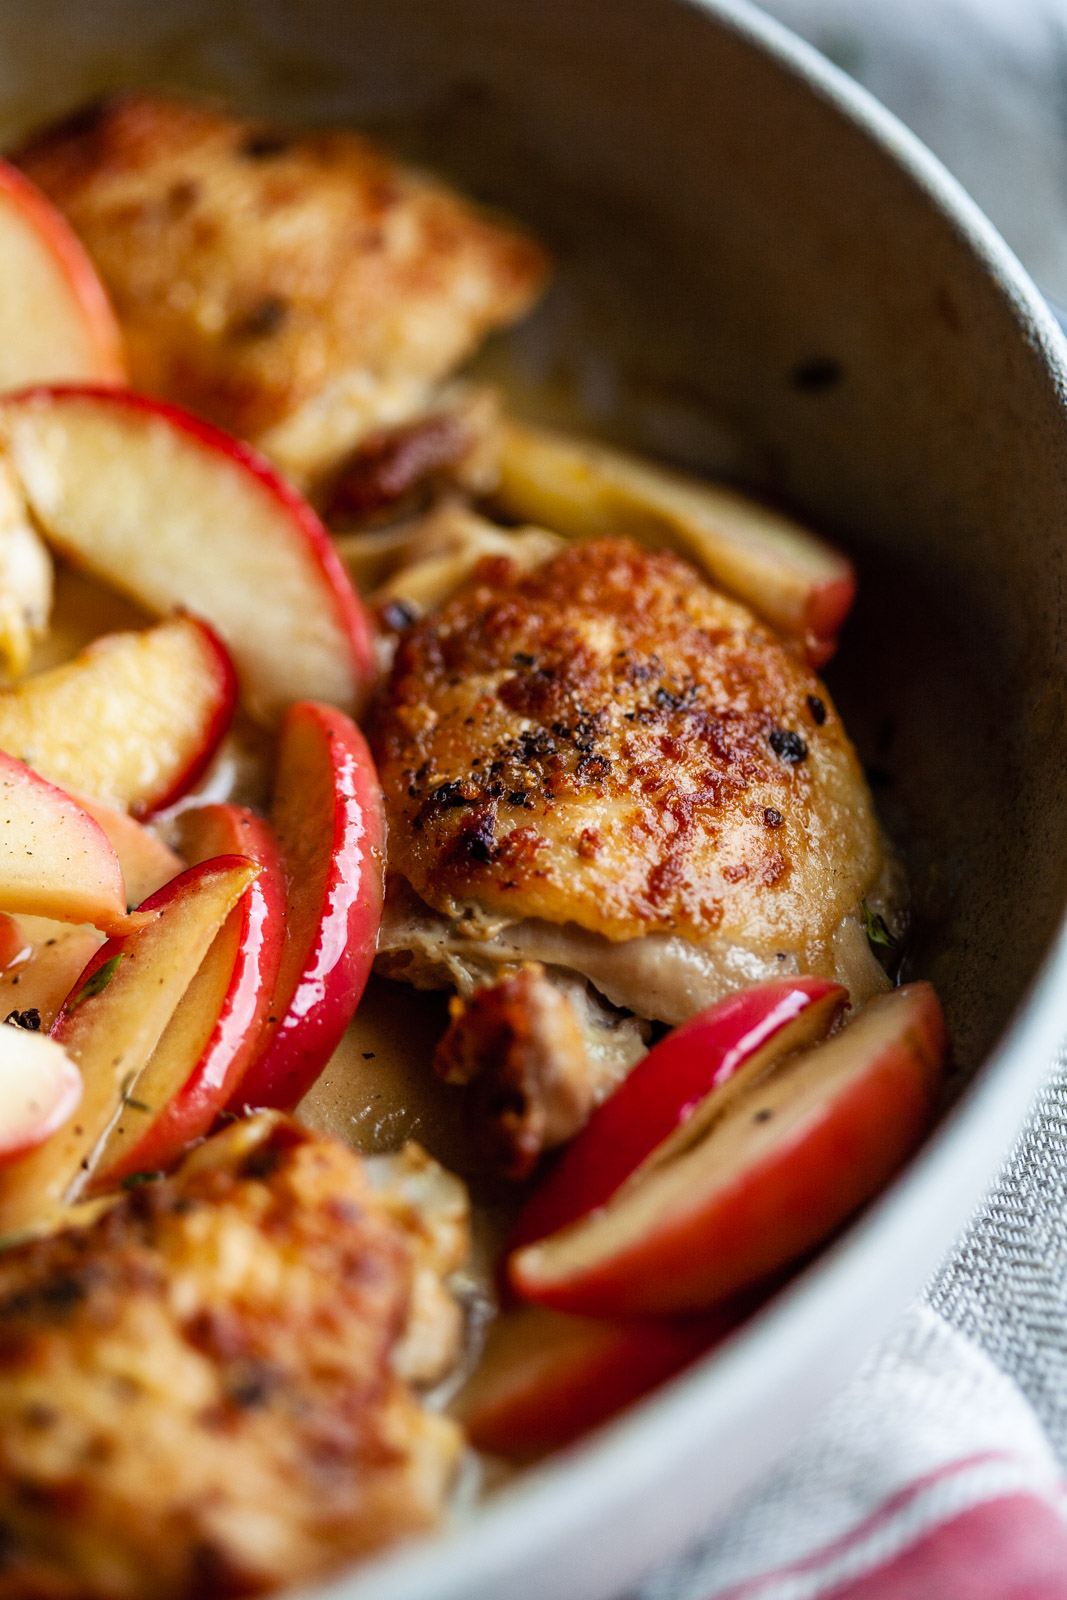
<box><xmin>0</xmin><ymin>1114</ymin><xmax>462</xmax><ymax>1600</ymax></box>
<box><xmin>374</xmin><ymin>538</ymin><xmax>882</xmax><ymax>958</ymax></box>
<box><xmin>16</xmin><ymin>94</ymin><xmax>548</xmax><ymax>488</ymax></box>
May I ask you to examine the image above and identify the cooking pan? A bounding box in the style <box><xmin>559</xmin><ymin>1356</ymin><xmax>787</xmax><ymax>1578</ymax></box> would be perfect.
<box><xmin>2</xmin><ymin>1</ymin><xmax>1065</xmax><ymax>1596</ymax></box>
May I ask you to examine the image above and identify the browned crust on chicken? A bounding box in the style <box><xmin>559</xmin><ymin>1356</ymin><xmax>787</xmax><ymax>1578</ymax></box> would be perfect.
<box><xmin>434</xmin><ymin>964</ymin><xmax>600</xmax><ymax>1179</ymax></box>
<box><xmin>0</xmin><ymin>1114</ymin><xmax>461</xmax><ymax>1600</ymax></box>
<box><xmin>373</xmin><ymin>538</ymin><xmax>881</xmax><ymax>954</ymax></box>
<box><xmin>16</xmin><ymin>95</ymin><xmax>548</xmax><ymax>482</ymax></box>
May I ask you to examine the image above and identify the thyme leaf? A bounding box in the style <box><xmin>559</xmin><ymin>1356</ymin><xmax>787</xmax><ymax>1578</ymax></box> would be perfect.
<box><xmin>70</xmin><ymin>953</ymin><xmax>123</xmax><ymax>1010</ymax></box>
<box><xmin>862</xmin><ymin>898</ymin><xmax>898</xmax><ymax>950</ymax></box>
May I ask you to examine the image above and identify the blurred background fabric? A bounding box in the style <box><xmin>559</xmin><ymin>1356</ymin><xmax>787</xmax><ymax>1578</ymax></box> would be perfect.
<box><xmin>759</xmin><ymin>0</ymin><xmax>1067</xmax><ymax>306</ymax></box>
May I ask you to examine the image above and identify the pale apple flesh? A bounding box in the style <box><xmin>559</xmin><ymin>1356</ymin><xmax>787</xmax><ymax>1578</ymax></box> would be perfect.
<box><xmin>0</xmin><ymin>916</ymin><xmax>103</xmax><ymax>1030</ymax></box>
<box><xmin>512</xmin><ymin>977</ymin><xmax>848</xmax><ymax>1249</ymax></box>
<box><xmin>0</xmin><ymin>1022</ymin><xmax>82</xmax><ymax>1162</ymax></box>
<box><xmin>492</xmin><ymin>418</ymin><xmax>855</xmax><ymax>666</ymax></box>
<box><xmin>510</xmin><ymin>983</ymin><xmax>947</xmax><ymax>1317</ymax></box>
<box><xmin>89</xmin><ymin>804</ymin><xmax>286</xmax><ymax>1187</ymax></box>
<box><xmin>76</xmin><ymin>796</ymin><xmax>183</xmax><ymax>907</ymax></box>
<box><xmin>0</xmin><ymin>751</ymin><xmax>130</xmax><ymax>934</ymax></box>
<box><xmin>0</xmin><ymin>854</ymin><xmax>256</xmax><ymax>1236</ymax></box>
<box><xmin>0</xmin><ymin>158</ymin><xmax>125</xmax><ymax>391</ymax></box>
<box><xmin>230</xmin><ymin>701</ymin><xmax>386</xmax><ymax>1113</ymax></box>
<box><xmin>0</xmin><ymin>455</ymin><xmax>53</xmax><ymax>677</ymax></box>
<box><xmin>0</xmin><ymin>385</ymin><xmax>376</xmax><ymax>724</ymax></box>
<box><xmin>0</xmin><ymin>614</ymin><xmax>237</xmax><ymax>813</ymax></box>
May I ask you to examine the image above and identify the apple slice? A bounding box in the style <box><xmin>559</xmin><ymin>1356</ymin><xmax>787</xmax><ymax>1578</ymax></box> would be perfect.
<box><xmin>229</xmin><ymin>701</ymin><xmax>385</xmax><ymax>1113</ymax></box>
<box><xmin>0</xmin><ymin>917</ymin><xmax>103</xmax><ymax>1031</ymax></box>
<box><xmin>0</xmin><ymin>1021</ymin><xmax>82</xmax><ymax>1163</ymax></box>
<box><xmin>88</xmin><ymin>805</ymin><xmax>286</xmax><ymax>1189</ymax></box>
<box><xmin>0</xmin><ymin>454</ymin><xmax>53</xmax><ymax>678</ymax></box>
<box><xmin>0</xmin><ymin>751</ymin><xmax>129</xmax><ymax>933</ymax></box>
<box><xmin>0</xmin><ymin>854</ymin><xmax>256</xmax><ymax>1236</ymax></box>
<box><xmin>512</xmin><ymin>977</ymin><xmax>848</xmax><ymax>1250</ymax></box>
<box><xmin>76</xmin><ymin>797</ymin><xmax>183</xmax><ymax>907</ymax></box>
<box><xmin>0</xmin><ymin>913</ymin><xmax>26</xmax><ymax>971</ymax></box>
<box><xmin>0</xmin><ymin>386</ymin><xmax>375</xmax><ymax>723</ymax></box>
<box><xmin>0</xmin><ymin>614</ymin><xmax>236</xmax><ymax>813</ymax></box>
<box><xmin>0</xmin><ymin>158</ymin><xmax>124</xmax><ymax>390</ymax></box>
<box><xmin>454</xmin><ymin>1304</ymin><xmax>741</xmax><ymax>1459</ymax></box>
<box><xmin>493</xmin><ymin>419</ymin><xmax>855</xmax><ymax>666</ymax></box>
<box><xmin>510</xmin><ymin>983</ymin><xmax>947</xmax><ymax>1317</ymax></box>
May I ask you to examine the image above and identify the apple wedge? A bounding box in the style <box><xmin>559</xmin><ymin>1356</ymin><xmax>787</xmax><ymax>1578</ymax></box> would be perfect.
<box><xmin>510</xmin><ymin>983</ymin><xmax>947</xmax><ymax>1317</ymax></box>
<box><xmin>230</xmin><ymin>701</ymin><xmax>385</xmax><ymax>1113</ymax></box>
<box><xmin>512</xmin><ymin>977</ymin><xmax>848</xmax><ymax>1250</ymax></box>
<box><xmin>87</xmin><ymin>805</ymin><xmax>286</xmax><ymax>1188</ymax></box>
<box><xmin>453</xmin><ymin>1304</ymin><xmax>730</xmax><ymax>1459</ymax></box>
<box><xmin>0</xmin><ymin>854</ymin><xmax>256</xmax><ymax>1236</ymax></box>
<box><xmin>0</xmin><ymin>1021</ymin><xmax>82</xmax><ymax>1164</ymax></box>
<box><xmin>77</xmin><ymin>797</ymin><xmax>183</xmax><ymax>907</ymax></box>
<box><xmin>0</xmin><ymin>158</ymin><xmax>124</xmax><ymax>390</ymax></box>
<box><xmin>0</xmin><ymin>912</ymin><xmax>26</xmax><ymax>971</ymax></box>
<box><xmin>0</xmin><ymin>917</ymin><xmax>103</xmax><ymax>1031</ymax></box>
<box><xmin>0</xmin><ymin>751</ymin><xmax>129</xmax><ymax>933</ymax></box>
<box><xmin>0</xmin><ymin>386</ymin><xmax>376</xmax><ymax>723</ymax></box>
<box><xmin>0</xmin><ymin>614</ymin><xmax>236</xmax><ymax>813</ymax></box>
<box><xmin>0</xmin><ymin>455</ymin><xmax>53</xmax><ymax>677</ymax></box>
<box><xmin>492</xmin><ymin>418</ymin><xmax>855</xmax><ymax>666</ymax></box>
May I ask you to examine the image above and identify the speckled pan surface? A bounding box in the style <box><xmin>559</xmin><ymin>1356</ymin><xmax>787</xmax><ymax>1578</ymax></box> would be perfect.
<box><xmin>4</xmin><ymin>0</ymin><xmax>1067</xmax><ymax>1595</ymax></box>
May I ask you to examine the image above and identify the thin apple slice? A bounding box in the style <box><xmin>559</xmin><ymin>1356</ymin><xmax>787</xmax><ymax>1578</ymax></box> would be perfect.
<box><xmin>453</xmin><ymin>1304</ymin><xmax>737</xmax><ymax>1459</ymax></box>
<box><xmin>0</xmin><ymin>455</ymin><xmax>53</xmax><ymax>678</ymax></box>
<box><xmin>0</xmin><ymin>614</ymin><xmax>236</xmax><ymax>813</ymax></box>
<box><xmin>0</xmin><ymin>917</ymin><xmax>103</xmax><ymax>1031</ymax></box>
<box><xmin>0</xmin><ymin>386</ymin><xmax>375</xmax><ymax>723</ymax></box>
<box><xmin>0</xmin><ymin>158</ymin><xmax>125</xmax><ymax>390</ymax></box>
<box><xmin>0</xmin><ymin>913</ymin><xmax>26</xmax><ymax>971</ymax></box>
<box><xmin>510</xmin><ymin>983</ymin><xmax>947</xmax><ymax>1317</ymax></box>
<box><xmin>77</xmin><ymin>797</ymin><xmax>182</xmax><ymax>907</ymax></box>
<box><xmin>492</xmin><ymin>419</ymin><xmax>855</xmax><ymax>666</ymax></box>
<box><xmin>0</xmin><ymin>751</ymin><xmax>129</xmax><ymax>933</ymax></box>
<box><xmin>512</xmin><ymin>977</ymin><xmax>848</xmax><ymax>1250</ymax></box>
<box><xmin>0</xmin><ymin>855</ymin><xmax>256</xmax><ymax>1236</ymax></box>
<box><xmin>230</xmin><ymin>701</ymin><xmax>385</xmax><ymax>1113</ymax></box>
<box><xmin>88</xmin><ymin>805</ymin><xmax>285</xmax><ymax>1188</ymax></box>
<box><xmin>0</xmin><ymin>1021</ymin><xmax>81</xmax><ymax>1162</ymax></box>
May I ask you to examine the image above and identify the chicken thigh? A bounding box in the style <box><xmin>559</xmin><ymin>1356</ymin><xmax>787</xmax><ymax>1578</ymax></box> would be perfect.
<box><xmin>16</xmin><ymin>94</ymin><xmax>548</xmax><ymax>491</ymax></box>
<box><xmin>373</xmin><ymin>538</ymin><xmax>890</xmax><ymax>1173</ymax></box>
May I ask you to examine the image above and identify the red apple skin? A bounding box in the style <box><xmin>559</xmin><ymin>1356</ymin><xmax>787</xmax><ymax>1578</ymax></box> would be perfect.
<box><xmin>4</xmin><ymin>385</ymin><xmax>376</xmax><ymax>717</ymax></box>
<box><xmin>512</xmin><ymin>977</ymin><xmax>848</xmax><ymax>1250</ymax></box>
<box><xmin>229</xmin><ymin>702</ymin><xmax>386</xmax><ymax>1113</ymax></box>
<box><xmin>140</xmin><ymin>619</ymin><xmax>238</xmax><ymax>814</ymax></box>
<box><xmin>0</xmin><ymin>913</ymin><xmax>26</xmax><ymax>971</ymax></box>
<box><xmin>806</xmin><ymin>571</ymin><xmax>856</xmax><ymax>669</ymax></box>
<box><xmin>455</xmin><ymin>1305</ymin><xmax>740</xmax><ymax>1460</ymax></box>
<box><xmin>93</xmin><ymin>805</ymin><xmax>286</xmax><ymax>1185</ymax></box>
<box><xmin>0</xmin><ymin>160</ymin><xmax>125</xmax><ymax>386</ymax></box>
<box><xmin>510</xmin><ymin>983</ymin><xmax>947</xmax><ymax>1318</ymax></box>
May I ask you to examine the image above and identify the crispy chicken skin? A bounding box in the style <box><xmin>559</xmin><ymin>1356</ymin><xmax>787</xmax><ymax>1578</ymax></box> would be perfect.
<box><xmin>16</xmin><ymin>94</ymin><xmax>548</xmax><ymax>488</ymax></box>
<box><xmin>374</xmin><ymin>538</ymin><xmax>882</xmax><ymax>956</ymax></box>
<box><xmin>0</xmin><ymin>1114</ymin><xmax>463</xmax><ymax>1600</ymax></box>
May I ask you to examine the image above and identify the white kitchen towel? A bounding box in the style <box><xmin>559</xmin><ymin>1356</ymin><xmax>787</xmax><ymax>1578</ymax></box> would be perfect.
<box><xmin>629</xmin><ymin>3</ymin><xmax>1067</xmax><ymax>1593</ymax></box>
